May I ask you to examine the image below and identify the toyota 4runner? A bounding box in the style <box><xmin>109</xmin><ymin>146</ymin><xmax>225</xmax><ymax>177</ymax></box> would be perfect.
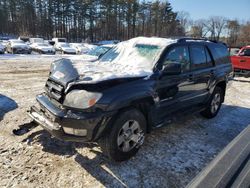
<box><xmin>29</xmin><ymin>37</ymin><xmax>233</xmax><ymax>161</ymax></box>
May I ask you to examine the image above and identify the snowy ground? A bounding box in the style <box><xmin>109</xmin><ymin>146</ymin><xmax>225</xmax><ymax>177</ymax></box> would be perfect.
<box><xmin>0</xmin><ymin>54</ymin><xmax>250</xmax><ymax>188</ymax></box>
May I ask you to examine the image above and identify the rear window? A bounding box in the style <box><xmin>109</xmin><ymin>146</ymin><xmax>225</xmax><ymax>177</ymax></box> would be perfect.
<box><xmin>209</xmin><ymin>44</ymin><xmax>230</xmax><ymax>64</ymax></box>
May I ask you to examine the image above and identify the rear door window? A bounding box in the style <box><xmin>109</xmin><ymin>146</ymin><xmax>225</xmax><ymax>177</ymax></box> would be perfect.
<box><xmin>190</xmin><ymin>45</ymin><xmax>213</xmax><ymax>70</ymax></box>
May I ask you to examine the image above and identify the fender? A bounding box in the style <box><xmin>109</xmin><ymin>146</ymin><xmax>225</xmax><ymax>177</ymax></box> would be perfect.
<box><xmin>209</xmin><ymin>63</ymin><xmax>232</xmax><ymax>96</ymax></box>
<box><xmin>102</xmin><ymin>78</ymin><xmax>157</xmax><ymax>111</ymax></box>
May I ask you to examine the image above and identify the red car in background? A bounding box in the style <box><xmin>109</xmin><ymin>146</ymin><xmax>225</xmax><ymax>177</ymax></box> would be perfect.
<box><xmin>231</xmin><ymin>46</ymin><xmax>250</xmax><ymax>77</ymax></box>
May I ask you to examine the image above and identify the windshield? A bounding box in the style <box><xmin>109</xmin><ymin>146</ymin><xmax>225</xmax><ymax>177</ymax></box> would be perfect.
<box><xmin>99</xmin><ymin>41</ymin><xmax>162</xmax><ymax>69</ymax></box>
<box><xmin>58</xmin><ymin>38</ymin><xmax>66</xmax><ymax>42</ymax></box>
<box><xmin>87</xmin><ymin>46</ymin><xmax>110</xmax><ymax>57</ymax></box>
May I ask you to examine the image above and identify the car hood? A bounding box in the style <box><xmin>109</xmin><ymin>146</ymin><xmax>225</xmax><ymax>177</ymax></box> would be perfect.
<box><xmin>61</xmin><ymin>47</ymin><xmax>76</xmax><ymax>52</ymax></box>
<box><xmin>50</xmin><ymin>58</ymin><xmax>151</xmax><ymax>86</ymax></box>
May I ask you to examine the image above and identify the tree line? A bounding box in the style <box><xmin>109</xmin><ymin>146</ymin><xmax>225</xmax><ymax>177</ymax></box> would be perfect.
<box><xmin>0</xmin><ymin>0</ymin><xmax>185</xmax><ymax>42</ymax></box>
<box><xmin>0</xmin><ymin>0</ymin><xmax>249</xmax><ymax>46</ymax></box>
<box><xmin>178</xmin><ymin>11</ymin><xmax>250</xmax><ymax>47</ymax></box>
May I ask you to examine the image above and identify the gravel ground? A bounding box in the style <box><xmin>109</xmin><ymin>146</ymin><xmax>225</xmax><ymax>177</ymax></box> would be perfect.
<box><xmin>0</xmin><ymin>54</ymin><xmax>250</xmax><ymax>188</ymax></box>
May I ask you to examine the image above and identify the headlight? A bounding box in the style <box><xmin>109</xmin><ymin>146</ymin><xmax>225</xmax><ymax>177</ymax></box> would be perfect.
<box><xmin>63</xmin><ymin>90</ymin><xmax>102</xmax><ymax>109</ymax></box>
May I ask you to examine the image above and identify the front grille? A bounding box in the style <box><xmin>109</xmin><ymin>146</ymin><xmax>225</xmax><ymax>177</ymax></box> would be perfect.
<box><xmin>45</xmin><ymin>79</ymin><xmax>64</xmax><ymax>103</ymax></box>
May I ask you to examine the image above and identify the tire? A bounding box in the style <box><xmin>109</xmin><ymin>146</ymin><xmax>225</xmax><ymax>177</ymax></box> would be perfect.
<box><xmin>99</xmin><ymin>108</ymin><xmax>146</xmax><ymax>162</ymax></box>
<box><xmin>201</xmin><ymin>87</ymin><xmax>223</xmax><ymax>118</ymax></box>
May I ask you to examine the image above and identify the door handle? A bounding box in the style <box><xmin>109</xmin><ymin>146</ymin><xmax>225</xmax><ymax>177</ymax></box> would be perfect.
<box><xmin>210</xmin><ymin>70</ymin><xmax>214</xmax><ymax>75</ymax></box>
<box><xmin>240</xmin><ymin>60</ymin><xmax>246</xmax><ymax>62</ymax></box>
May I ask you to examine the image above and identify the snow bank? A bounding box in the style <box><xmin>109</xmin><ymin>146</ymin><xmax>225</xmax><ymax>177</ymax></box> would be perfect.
<box><xmin>0</xmin><ymin>54</ymin><xmax>76</xmax><ymax>61</ymax></box>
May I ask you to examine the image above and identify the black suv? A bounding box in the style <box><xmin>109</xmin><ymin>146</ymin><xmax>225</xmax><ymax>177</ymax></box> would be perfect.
<box><xmin>29</xmin><ymin>37</ymin><xmax>233</xmax><ymax>161</ymax></box>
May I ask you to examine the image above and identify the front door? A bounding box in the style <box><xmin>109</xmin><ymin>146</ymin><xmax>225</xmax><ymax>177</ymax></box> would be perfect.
<box><xmin>153</xmin><ymin>45</ymin><xmax>196</xmax><ymax>125</ymax></box>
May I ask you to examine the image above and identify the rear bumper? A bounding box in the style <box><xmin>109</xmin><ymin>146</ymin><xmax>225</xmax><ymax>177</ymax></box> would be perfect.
<box><xmin>234</xmin><ymin>68</ymin><xmax>250</xmax><ymax>77</ymax></box>
<box><xmin>28</xmin><ymin>94</ymin><xmax>115</xmax><ymax>142</ymax></box>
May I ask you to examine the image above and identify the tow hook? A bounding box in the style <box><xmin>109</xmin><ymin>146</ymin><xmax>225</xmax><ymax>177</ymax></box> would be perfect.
<box><xmin>13</xmin><ymin>121</ymin><xmax>38</xmax><ymax>136</ymax></box>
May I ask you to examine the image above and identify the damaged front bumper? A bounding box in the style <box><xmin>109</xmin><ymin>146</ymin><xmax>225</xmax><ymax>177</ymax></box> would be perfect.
<box><xmin>28</xmin><ymin>94</ymin><xmax>115</xmax><ymax>142</ymax></box>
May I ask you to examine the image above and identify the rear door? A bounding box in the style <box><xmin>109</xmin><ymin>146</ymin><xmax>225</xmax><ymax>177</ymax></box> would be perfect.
<box><xmin>189</xmin><ymin>44</ymin><xmax>215</xmax><ymax>104</ymax></box>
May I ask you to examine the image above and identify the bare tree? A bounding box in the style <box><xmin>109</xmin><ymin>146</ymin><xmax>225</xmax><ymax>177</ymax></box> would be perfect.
<box><xmin>226</xmin><ymin>20</ymin><xmax>240</xmax><ymax>46</ymax></box>
<box><xmin>238</xmin><ymin>22</ymin><xmax>250</xmax><ymax>46</ymax></box>
<box><xmin>189</xmin><ymin>19</ymin><xmax>207</xmax><ymax>38</ymax></box>
<box><xmin>177</xmin><ymin>11</ymin><xmax>190</xmax><ymax>34</ymax></box>
<box><xmin>204</xmin><ymin>16</ymin><xmax>227</xmax><ymax>41</ymax></box>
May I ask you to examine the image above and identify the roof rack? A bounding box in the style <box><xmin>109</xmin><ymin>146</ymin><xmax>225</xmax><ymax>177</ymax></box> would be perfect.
<box><xmin>177</xmin><ymin>37</ymin><xmax>213</xmax><ymax>43</ymax></box>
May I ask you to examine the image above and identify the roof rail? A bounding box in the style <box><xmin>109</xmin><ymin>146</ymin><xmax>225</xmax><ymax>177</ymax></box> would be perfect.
<box><xmin>177</xmin><ymin>37</ymin><xmax>212</xmax><ymax>43</ymax></box>
<box><xmin>176</xmin><ymin>37</ymin><xmax>229</xmax><ymax>47</ymax></box>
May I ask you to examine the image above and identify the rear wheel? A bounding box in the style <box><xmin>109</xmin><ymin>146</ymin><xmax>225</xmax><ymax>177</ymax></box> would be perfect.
<box><xmin>99</xmin><ymin>108</ymin><xmax>146</xmax><ymax>162</ymax></box>
<box><xmin>201</xmin><ymin>87</ymin><xmax>223</xmax><ymax>118</ymax></box>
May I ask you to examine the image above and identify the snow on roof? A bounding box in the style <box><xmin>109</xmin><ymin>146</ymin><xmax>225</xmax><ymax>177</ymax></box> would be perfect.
<box><xmin>127</xmin><ymin>36</ymin><xmax>177</xmax><ymax>47</ymax></box>
<box><xmin>102</xmin><ymin>44</ymin><xmax>116</xmax><ymax>48</ymax></box>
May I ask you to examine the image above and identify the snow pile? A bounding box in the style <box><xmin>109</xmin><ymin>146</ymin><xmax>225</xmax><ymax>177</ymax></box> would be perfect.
<box><xmin>72</xmin><ymin>37</ymin><xmax>177</xmax><ymax>82</ymax></box>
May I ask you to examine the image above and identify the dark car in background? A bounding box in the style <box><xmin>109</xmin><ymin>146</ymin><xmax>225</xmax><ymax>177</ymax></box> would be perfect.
<box><xmin>29</xmin><ymin>37</ymin><xmax>233</xmax><ymax>162</ymax></box>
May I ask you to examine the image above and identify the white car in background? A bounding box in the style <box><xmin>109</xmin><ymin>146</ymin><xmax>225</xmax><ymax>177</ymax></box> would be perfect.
<box><xmin>1</xmin><ymin>40</ymin><xmax>8</xmax><ymax>48</ymax></box>
<box><xmin>0</xmin><ymin>42</ymin><xmax>5</xmax><ymax>54</ymax></box>
<box><xmin>54</xmin><ymin>42</ymin><xmax>76</xmax><ymax>54</ymax></box>
<box><xmin>52</xmin><ymin>38</ymin><xmax>67</xmax><ymax>44</ymax></box>
<box><xmin>6</xmin><ymin>39</ymin><xmax>31</xmax><ymax>54</ymax></box>
<box><xmin>69</xmin><ymin>43</ymin><xmax>90</xmax><ymax>54</ymax></box>
<box><xmin>70</xmin><ymin>44</ymin><xmax>113</xmax><ymax>61</ymax></box>
<box><xmin>29</xmin><ymin>38</ymin><xmax>44</xmax><ymax>44</ymax></box>
<box><xmin>30</xmin><ymin>43</ymin><xmax>55</xmax><ymax>54</ymax></box>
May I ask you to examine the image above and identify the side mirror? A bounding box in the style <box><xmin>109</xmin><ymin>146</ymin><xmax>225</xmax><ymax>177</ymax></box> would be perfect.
<box><xmin>162</xmin><ymin>63</ymin><xmax>181</xmax><ymax>75</ymax></box>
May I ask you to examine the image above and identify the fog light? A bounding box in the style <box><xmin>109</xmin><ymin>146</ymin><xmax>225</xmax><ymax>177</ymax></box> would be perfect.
<box><xmin>63</xmin><ymin>127</ymin><xmax>87</xmax><ymax>136</ymax></box>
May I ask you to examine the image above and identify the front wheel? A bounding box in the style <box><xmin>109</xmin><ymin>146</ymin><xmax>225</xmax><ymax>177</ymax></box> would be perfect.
<box><xmin>201</xmin><ymin>87</ymin><xmax>223</xmax><ymax>118</ymax></box>
<box><xmin>99</xmin><ymin>108</ymin><xmax>146</xmax><ymax>162</ymax></box>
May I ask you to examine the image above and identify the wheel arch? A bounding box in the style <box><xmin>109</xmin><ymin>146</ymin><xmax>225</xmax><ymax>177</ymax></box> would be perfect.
<box><xmin>106</xmin><ymin>95</ymin><xmax>156</xmax><ymax>134</ymax></box>
<box><xmin>216</xmin><ymin>81</ymin><xmax>226</xmax><ymax>102</ymax></box>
